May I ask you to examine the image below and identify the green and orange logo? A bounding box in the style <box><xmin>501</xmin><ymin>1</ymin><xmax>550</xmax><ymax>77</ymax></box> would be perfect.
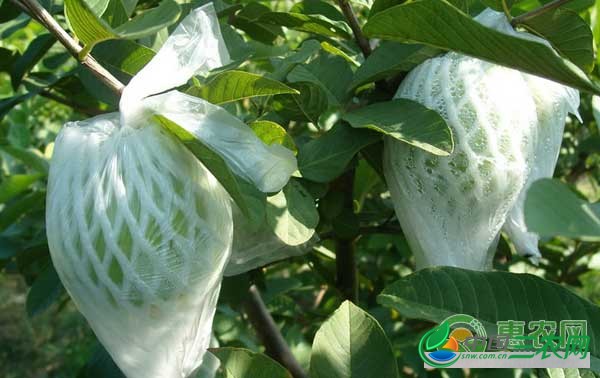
<box><xmin>419</xmin><ymin>314</ymin><xmax>487</xmax><ymax>368</ymax></box>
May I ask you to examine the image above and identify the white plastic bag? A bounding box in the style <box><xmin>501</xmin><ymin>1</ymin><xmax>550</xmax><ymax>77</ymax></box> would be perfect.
<box><xmin>383</xmin><ymin>9</ymin><xmax>579</xmax><ymax>270</ymax></box>
<box><xmin>502</xmin><ymin>75</ymin><xmax>579</xmax><ymax>262</ymax></box>
<box><xmin>225</xmin><ymin>205</ymin><xmax>316</xmax><ymax>276</ymax></box>
<box><xmin>46</xmin><ymin>4</ymin><xmax>296</xmax><ymax>378</ymax></box>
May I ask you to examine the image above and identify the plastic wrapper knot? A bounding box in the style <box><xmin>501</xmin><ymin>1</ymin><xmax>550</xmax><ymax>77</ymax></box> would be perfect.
<box><xmin>46</xmin><ymin>4</ymin><xmax>296</xmax><ymax>378</ymax></box>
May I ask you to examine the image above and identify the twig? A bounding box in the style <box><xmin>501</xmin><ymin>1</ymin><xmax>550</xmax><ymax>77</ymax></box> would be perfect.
<box><xmin>511</xmin><ymin>0</ymin><xmax>573</xmax><ymax>26</ymax></box>
<box><xmin>319</xmin><ymin>224</ymin><xmax>402</xmax><ymax>241</ymax></box>
<box><xmin>332</xmin><ymin>170</ymin><xmax>358</xmax><ymax>303</ymax></box>
<box><xmin>335</xmin><ymin>0</ymin><xmax>372</xmax><ymax>57</ymax></box>
<box><xmin>243</xmin><ymin>285</ymin><xmax>308</xmax><ymax>378</ymax></box>
<box><xmin>11</xmin><ymin>0</ymin><xmax>125</xmax><ymax>95</ymax></box>
<box><xmin>336</xmin><ymin>237</ymin><xmax>357</xmax><ymax>302</ymax></box>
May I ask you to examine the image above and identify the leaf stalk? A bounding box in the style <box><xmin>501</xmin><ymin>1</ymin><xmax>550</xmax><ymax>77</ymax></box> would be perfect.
<box><xmin>510</xmin><ymin>0</ymin><xmax>574</xmax><ymax>26</ymax></box>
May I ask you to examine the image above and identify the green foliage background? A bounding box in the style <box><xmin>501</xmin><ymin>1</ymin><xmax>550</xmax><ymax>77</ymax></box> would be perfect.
<box><xmin>1</xmin><ymin>0</ymin><xmax>600</xmax><ymax>377</ymax></box>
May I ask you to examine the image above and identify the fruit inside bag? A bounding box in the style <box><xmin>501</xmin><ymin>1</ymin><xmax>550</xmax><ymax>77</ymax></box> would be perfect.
<box><xmin>46</xmin><ymin>4</ymin><xmax>296</xmax><ymax>378</ymax></box>
<box><xmin>384</xmin><ymin>9</ymin><xmax>580</xmax><ymax>271</ymax></box>
<box><xmin>475</xmin><ymin>9</ymin><xmax>581</xmax><ymax>263</ymax></box>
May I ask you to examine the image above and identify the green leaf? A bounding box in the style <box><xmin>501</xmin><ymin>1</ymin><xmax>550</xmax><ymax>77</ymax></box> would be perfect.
<box><xmin>0</xmin><ymin>145</ymin><xmax>49</xmax><ymax>174</ymax></box>
<box><xmin>10</xmin><ymin>33</ymin><xmax>56</xmax><ymax>89</ymax></box>
<box><xmin>540</xmin><ymin>0</ymin><xmax>595</xmax><ymax>13</ymax></box>
<box><xmin>310</xmin><ymin>301</ymin><xmax>400</xmax><ymax>378</ymax></box>
<box><xmin>269</xmin><ymin>39</ymin><xmax>321</xmax><ymax>81</ymax></box>
<box><xmin>378</xmin><ymin>266</ymin><xmax>600</xmax><ymax>372</ymax></box>
<box><xmin>221</xmin><ymin>24</ymin><xmax>254</xmax><ymax>62</ymax></box>
<box><xmin>79</xmin><ymin>344</ymin><xmax>125</xmax><ymax>378</ymax></box>
<box><xmin>236</xmin><ymin>179</ymin><xmax>268</xmax><ymax>233</ymax></box>
<box><xmin>187</xmin><ymin>71</ymin><xmax>299</xmax><ymax>105</ymax></box>
<box><xmin>320</xmin><ymin>41</ymin><xmax>358</xmax><ymax>66</ymax></box>
<box><xmin>258</xmin><ymin>12</ymin><xmax>351</xmax><ymax>39</ymax></box>
<box><xmin>230</xmin><ymin>2</ymin><xmax>283</xmax><ymax>45</ymax></box>
<box><xmin>363</xmin><ymin>0</ymin><xmax>600</xmax><ymax>95</ymax></box>
<box><xmin>43</xmin><ymin>71</ymin><xmax>105</xmax><ymax>110</ymax></box>
<box><xmin>102</xmin><ymin>0</ymin><xmax>129</xmax><ymax>27</ymax></box>
<box><xmin>266</xmin><ymin>179</ymin><xmax>319</xmax><ymax>246</ymax></box>
<box><xmin>120</xmin><ymin>0</ymin><xmax>137</xmax><ymax>15</ymax></box>
<box><xmin>352</xmin><ymin>42</ymin><xmax>440</xmax><ymax>88</ymax></box>
<box><xmin>249</xmin><ymin>120</ymin><xmax>297</xmax><ymax>154</ymax></box>
<box><xmin>0</xmin><ymin>0</ymin><xmax>21</xmax><ymax>23</ymax></box>
<box><xmin>92</xmin><ymin>39</ymin><xmax>155</xmax><ymax>76</ymax></box>
<box><xmin>209</xmin><ymin>347</ymin><xmax>292</xmax><ymax>378</ymax></box>
<box><xmin>0</xmin><ymin>93</ymin><xmax>35</xmax><ymax>121</ymax></box>
<box><xmin>154</xmin><ymin>115</ymin><xmax>250</xmax><ymax>216</ymax></box>
<box><xmin>0</xmin><ymin>191</ymin><xmax>45</xmax><ymax>231</ymax></box>
<box><xmin>288</xmin><ymin>53</ymin><xmax>353</xmax><ymax>106</ymax></box>
<box><xmin>66</xmin><ymin>0</ymin><xmax>179</xmax><ymax>53</ymax></box>
<box><xmin>78</xmin><ymin>68</ymin><xmax>119</xmax><ymax>107</ymax></box>
<box><xmin>446</xmin><ymin>0</ymin><xmax>487</xmax><ymax>14</ymax></box>
<box><xmin>26</xmin><ymin>264</ymin><xmax>64</xmax><ymax>317</ymax></box>
<box><xmin>517</xmin><ymin>8</ymin><xmax>594</xmax><ymax>73</ymax></box>
<box><xmin>65</xmin><ymin>0</ymin><xmax>117</xmax><ymax>52</ymax></box>
<box><xmin>480</xmin><ymin>0</ymin><xmax>516</xmax><ymax>11</ymax></box>
<box><xmin>0</xmin><ymin>174</ymin><xmax>43</xmax><ymax>204</ymax></box>
<box><xmin>273</xmin><ymin>82</ymin><xmax>328</xmax><ymax>124</ymax></box>
<box><xmin>290</xmin><ymin>0</ymin><xmax>346</xmax><ymax>21</ymax></box>
<box><xmin>0</xmin><ymin>237</ymin><xmax>18</xmax><ymax>259</ymax></box>
<box><xmin>0</xmin><ymin>47</ymin><xmax>19</xmax><ymax>72</ymax></box>
<box><xmin>369</xmin><ymin>0</ymin><xmax>404</xmax><ymax>18</ymax></box>
<box><xmin>84</xmin><ymin>0</ymin><xmax>111</xmax><ymax>16</ymax></box>
<box><xmin>342</xmin><ymin>99</ymin><xmax>453</xmax><ymax>156</ymax></box>
<box><xmin>42</xmin><ymin>52</ymin><xmax>71</xmax><ymax>70</ymax></box>
<box><xmin>525</xmin><ymin>178</ymin><xmax>600</xmax><ymax>242</ymax></box>
<box><xmin>297</xmin><ymin>124</ymin><xmax>380</xmax><ymax>183</ymax></box>
<box><xmin>114</xmin><ymin>0</ymin><xmax>181</xmax><ymax>39</ymax></box>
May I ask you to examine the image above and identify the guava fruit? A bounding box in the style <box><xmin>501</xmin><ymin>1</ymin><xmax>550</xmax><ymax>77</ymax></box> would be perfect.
<box><xmin>46</xmin><ymin>114</ymin><xmax>232</xmax><ymax>378</ymax></box>
<box><xmin>383</xmin><ymin>9</ymin><xmax>579</xmax><ymax>270</ymax></box>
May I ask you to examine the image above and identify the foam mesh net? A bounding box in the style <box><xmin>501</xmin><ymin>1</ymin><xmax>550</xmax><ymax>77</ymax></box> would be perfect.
<box><xmin>46</xmin><ymin>4</ymin><xmax>296</xmax><ymax>378</ymax></box>
<box><xmin>384</xmin><ymin>9</ymin><xmax>579</xmax><ymax>270</ymax></box>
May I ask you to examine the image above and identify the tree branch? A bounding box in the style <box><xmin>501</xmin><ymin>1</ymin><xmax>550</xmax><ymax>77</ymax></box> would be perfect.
<box><xmin>332</xmin><ymin>170</ymin><xmax>358</xmax><ymax>303</ymax></box>
<box><xmin>510</xmin><ymin>0</ymin><xmax>573</xmax><ymax>26</ymax></box>
<box><xmin>243</xmin><ymin>285</ymin><xmax>308</xmax><ymax>378</ymax></box>
<box><xmin>335</xmin><ymin>237</ymin><xmax>357</xmax><ymax>302</ymax></box>
<box><xmin>335</xmin><ymin>0</ymin><xmax>371</xmax><ymax>57</ymax></box>
<box><xmin>12</xmin><ymin>0</ymin><xmax>125</xmax><ymax>95</ymax></box>
<box><xmin>320</xmin><ymin>224</ymin><xmax>402</xmax><ymax>241</ymax></box>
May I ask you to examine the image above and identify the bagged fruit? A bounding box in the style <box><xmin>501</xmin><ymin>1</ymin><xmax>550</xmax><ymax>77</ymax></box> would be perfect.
<box><xmin>46</xmin><ymin>4</ymin><xmax>296</xmax><ymax>378</ymax></box>
<box><xmin>502</xmin><ymin>75</ymin><xmax>579</xmax><ymax>262</ymax></box>
<box><xmin>383</xmin><ymin>9</ymin><xmax>579</xmax><ymax>270</ymax></box>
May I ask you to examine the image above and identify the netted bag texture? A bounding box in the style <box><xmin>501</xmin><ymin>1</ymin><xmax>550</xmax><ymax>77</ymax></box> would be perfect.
<box><xmin>46</xmin><ymin>114</ymin><xmax>232</xmax><ymax>378</ymax></box>
<box><xmin>45</xmin><ymin>4</ymin><xmax>297</xmax><ymax>377</ymax></box>
<box><xmin>502</xmin><ymin>75</ymin><xmax>579</xmax><ymax>260</ymax></box>
<box><xmin>383</xmin><ymin>9</ymin><xmax>578</xmax><ymax>270</ymax></box>
<box><xmin>385</xmin><ymin>52</ymin><xmax>537</xmax><ymax>270</ymax></box>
